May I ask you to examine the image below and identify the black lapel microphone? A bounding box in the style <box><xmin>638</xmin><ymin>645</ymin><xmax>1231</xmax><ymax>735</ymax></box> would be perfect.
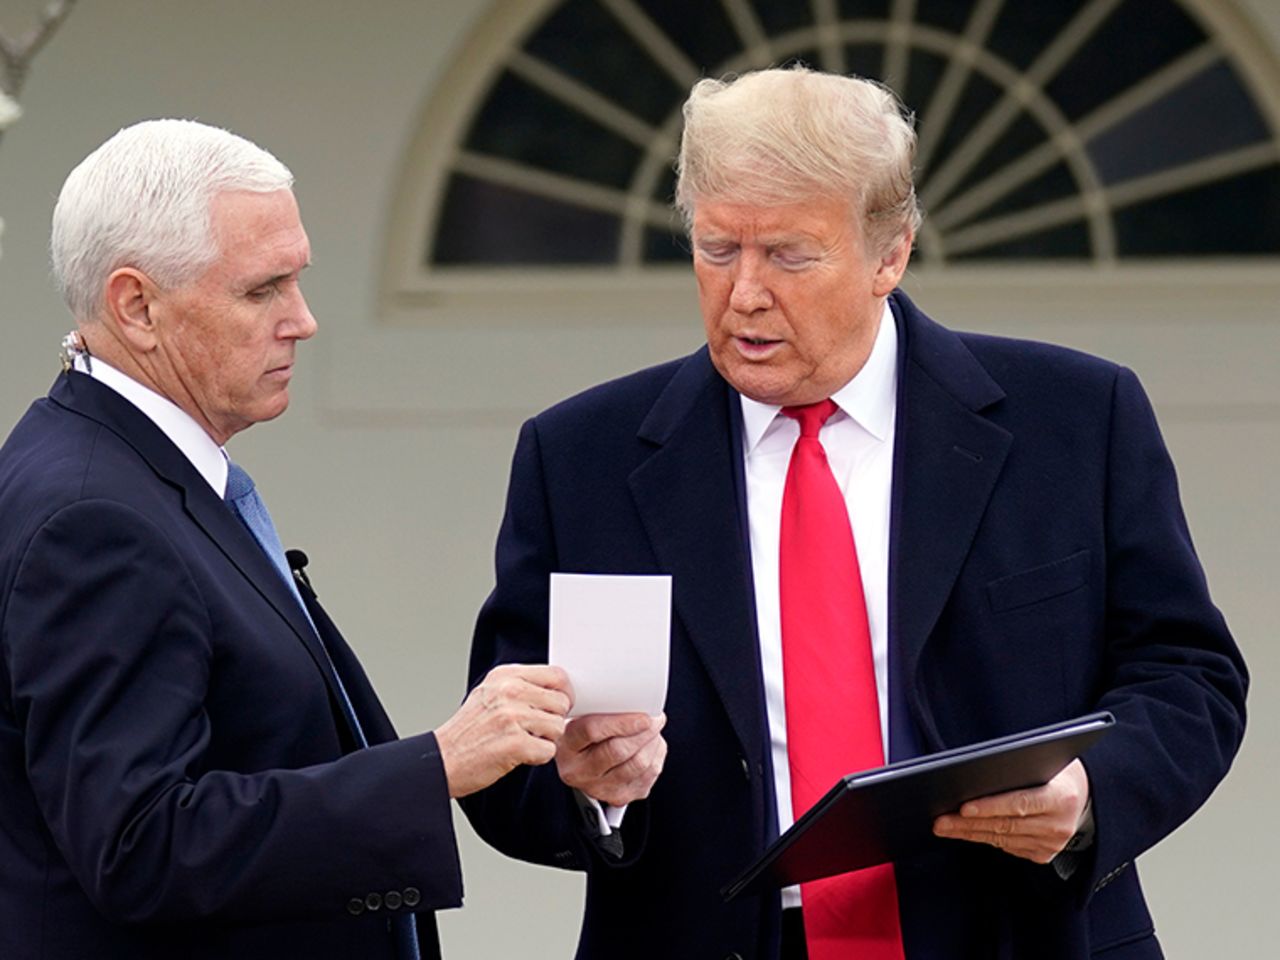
<box><xmin>285</xmin><ymin>549</ymin><xmax>315</xmax><ymax>598</ymax></box>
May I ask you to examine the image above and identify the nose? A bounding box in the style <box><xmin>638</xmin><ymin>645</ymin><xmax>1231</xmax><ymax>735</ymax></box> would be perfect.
<box><xmin>282</xmin><ymin>286</ymin><xmax>318</xmax><ymax>341</ymax></box>
<box><xmin>728</xmin><ymin>253</ymin><xmax>773</xmax><ymax>314</ymax></box>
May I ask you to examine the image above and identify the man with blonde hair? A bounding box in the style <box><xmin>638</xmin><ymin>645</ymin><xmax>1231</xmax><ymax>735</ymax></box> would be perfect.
<box><xmin>463</xmin><ymin>66</ymin><xmax>1246</xmax><ymax>959</ymax></box>
<box><xmin>0</xmin><ymin>119</ymin><xmax>573</xmax><ymax>959</ymax></box>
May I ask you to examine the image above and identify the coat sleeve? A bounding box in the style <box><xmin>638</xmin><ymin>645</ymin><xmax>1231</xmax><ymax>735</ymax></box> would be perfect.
<box><xmin>1080</xmin><ymin>366</ymin><xmax>1248</xmax><ymax>897</ymax></box>
<box><xmin>460</xmin><ymin>418</ymin><xmax>651</xmax><ymax>872</ymax></box>
<box><xmin>2</xmin><ymin>498</ymin><xmax>462</xmax><ymax>924</ymax></box>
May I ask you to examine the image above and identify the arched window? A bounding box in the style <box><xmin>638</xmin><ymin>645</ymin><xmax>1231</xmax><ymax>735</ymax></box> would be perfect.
<box><xmin>383</xmin><ymin>0</ymin><xmax>1280</xmax><ymax>307</ymax></box>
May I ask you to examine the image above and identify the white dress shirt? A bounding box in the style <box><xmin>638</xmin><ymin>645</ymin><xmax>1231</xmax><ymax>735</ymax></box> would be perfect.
<box><xmin>73</xmin><ymin>353</ymin><xmax>227</xmax><ymax>495</ymax></box>
<box><xmin>740</xmin><ymin>302</ymin><xmax>898</xmax><ymax>908</ymax></box>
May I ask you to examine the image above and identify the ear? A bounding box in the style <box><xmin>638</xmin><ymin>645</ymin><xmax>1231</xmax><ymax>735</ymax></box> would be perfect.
<box><xmin>871</xmin><ymin>231</ymin><xmax>913</xmax><ymax>296</ymax></box>
<box><xmin>104</xmin><ymin>267</ymin><xmax>162</xmax><ymax>352</ymax></box>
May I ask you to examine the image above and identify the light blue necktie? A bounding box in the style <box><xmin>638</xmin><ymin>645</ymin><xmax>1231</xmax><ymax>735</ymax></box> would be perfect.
<box><xmin>223</xmin><ymin>461</ymin><xmax>422</xmax><ymax>960</ymax></box>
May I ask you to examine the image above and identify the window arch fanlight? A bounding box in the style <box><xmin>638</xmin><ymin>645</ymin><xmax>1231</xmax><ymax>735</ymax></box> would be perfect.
<box><xmin>382</xmin><ymin>0</ymin><xmax>1280</xmax><ymax>308</ymax></box>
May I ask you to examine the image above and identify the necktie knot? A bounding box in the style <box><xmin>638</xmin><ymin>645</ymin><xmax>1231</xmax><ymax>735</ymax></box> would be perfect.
<box><xmin>224</xmin><ymin>460</ymin><xmax>256</xmax><ymax>502</ymax></box>
<box><xmin>782</xmin><ymin>398</ymin><xmax>839</xmax><ymax>438</ymax></box>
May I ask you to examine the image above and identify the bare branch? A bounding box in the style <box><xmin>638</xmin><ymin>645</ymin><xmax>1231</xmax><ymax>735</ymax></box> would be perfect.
<box><xmin>1</xmin><ymin>0</ymin><xmax>79</xmax><ymax>96</ymax></box>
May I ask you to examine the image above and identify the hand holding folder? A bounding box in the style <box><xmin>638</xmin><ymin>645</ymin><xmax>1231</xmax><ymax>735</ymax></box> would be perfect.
<box><xmin>722</xmin><ymin>712</ymin><xmax>1114</xmax><ymax>901</ymax></box>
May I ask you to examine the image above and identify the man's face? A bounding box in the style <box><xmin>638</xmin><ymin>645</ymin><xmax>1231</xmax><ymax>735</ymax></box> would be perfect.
<box><xmin>691</xmin><ymin>195</ymin><xmax>908</xmax><ymax>406</ymax></box>
<box><xmin>150</xmin><ymin>189</ymin><xmax>315</xmax><ymax>444</ymax></box>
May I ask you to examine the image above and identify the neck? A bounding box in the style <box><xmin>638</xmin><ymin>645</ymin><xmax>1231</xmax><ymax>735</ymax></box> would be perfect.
<box><xmin>78</xmin><ymin>320</ymin><xmax>230</xmax><ymax>446</ymax></box>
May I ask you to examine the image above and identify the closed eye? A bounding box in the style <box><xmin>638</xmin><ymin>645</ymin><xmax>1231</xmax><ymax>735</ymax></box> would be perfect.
<box><xmin>772</xmin><ymin>249</ymin><xmax>817</xmax><ymax>269</ymax></box>
<box><xmin>696</xmin><ymin>244</ymin><xmax>737</xmax><ymax>265</ymax></box>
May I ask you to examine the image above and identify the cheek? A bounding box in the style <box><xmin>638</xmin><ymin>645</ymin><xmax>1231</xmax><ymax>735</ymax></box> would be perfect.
<box><xmin>695</xmin><ymin>274</ymin><xmax>731</xmax><ymax>330</ymax></box>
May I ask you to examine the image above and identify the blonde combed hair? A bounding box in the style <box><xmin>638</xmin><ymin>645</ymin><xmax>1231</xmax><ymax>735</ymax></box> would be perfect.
<box><xmin>675</xmin><ymin>66</ymin><xmax>923</xmax><ymax>255</ymax></box>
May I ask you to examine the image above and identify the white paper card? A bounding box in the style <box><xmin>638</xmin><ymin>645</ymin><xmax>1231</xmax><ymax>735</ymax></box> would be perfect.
<box><xmin>549</xmin><ymin>573</ymin><xmax>671</xmax><ymax>717</ymax></box>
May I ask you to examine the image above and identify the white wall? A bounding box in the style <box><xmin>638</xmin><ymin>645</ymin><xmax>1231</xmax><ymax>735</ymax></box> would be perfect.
<box><xmin>0</xmin><ymin>1</ymin><xmax>1274</xmax><ymax>956</ymax></box>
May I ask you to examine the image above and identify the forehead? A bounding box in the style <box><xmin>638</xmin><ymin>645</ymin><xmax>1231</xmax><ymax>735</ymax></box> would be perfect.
<box><xmin>207</xmin><ymin>188</ymin><xmax>310</xmax><ymax>273</ymax></box>
<box><xmin>691</xmin><ymin>195</ymin><xmax>857</xmax><ymax>243</ymax></box>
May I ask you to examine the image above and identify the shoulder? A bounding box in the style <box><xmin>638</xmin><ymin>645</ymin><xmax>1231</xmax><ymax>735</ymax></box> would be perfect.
<box><xmin>0</xmin><ymin>396</ymin><xmax>173</xmax><ymax>580</ymax></box>
<box><xmin>896</xmin><ymin>294</ymin><xmax>1130</xmax><ymax>411</ymax></box>
<box><xmin>530</xmin><ymin>349</ymin><xmax>710</xmax><ymax>434</ymax></box>
<box><xmin>956</xmin><ymin>330</ymin><xmax>1123</xmax><ymax>379</ymax></box>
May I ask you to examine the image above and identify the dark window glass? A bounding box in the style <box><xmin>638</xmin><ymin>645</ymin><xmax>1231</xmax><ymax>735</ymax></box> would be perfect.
<box><xmin>645</xmin><ymin>227</ymin><xmax>691</xmax><ymax>263</ymax></box>
<box><xmin>939</xmin><ymin>112</ymin><xmax>1051</xmax><ymax>206</ymax></box>
<box><xmin>1045</xmin><ymin>0</ymin><xmax>1207</xmax><ymax>122</ymax></box>
<box><xmin>433</xmin><ymin>174</ymin><xmax>620</xmax><ymax>265</ymax></box>
<box><xmin>524</xmin><ymin>0</ymin><xmax>683</xmax><ymax>126</ymax></box>
<box><xmin>837</xmin><ymin>0</ymin><xmax>891</xmax><ymax>21</ymax></box>
<box><xmin>956</xmin><ymin>160</ymin><xmax>1080</xmax><ymax>229</ymax></box>
<box><xmin>651</xmin><ymin>163</ymin><xmax>678</xmax><ymax>204</ymax></box>
<box><xmin>465</xmin><ymin>71</ymin><xmax>642</xmax><ymax>190</ymax></box>
<box><xmin>985</xmin><ymin>1</ymin><xmax>1089</xmax><ymax>72</ymax></box>
<box><xmin>1114</xmin><ymin>165</ymin><xmax>1280</xmax><ymax>256</ymax></box>
<box><xmin>635</xmin><ymin>0</ymin><xmax>740</xmax><ymax>72</ymax></box>
<box><xmin>952</xmin><ymin>220</ymin><xmax>1092</xmax><ymax>260</ymax></box>
<box><xmin>919</xmin><ymin>70</ymin><xmax>1005</xmax><ymax>186</ymax></box>
<box><xmin>1087</xmin><ymin>60</ymin><xmax>1271</xmax><ymax>185</ymax></box>
<box><xmin>915</xmin><ymin>0</ymin><xmax>973</xmax><ymax>36</ymax></box>
<box><xmin>750</xmin><ymin>0</ymin><xmax>814</xmax><ymax>36</ymax></box>
<box><xmin>901</xmin><ymin>48</ymin><xmax>949</xmax><ymax>124</ymax></box>
<box><xmin>844</xmin><ymin>43</ymin><xmax>885</xmax><ymax>80</ymax></box>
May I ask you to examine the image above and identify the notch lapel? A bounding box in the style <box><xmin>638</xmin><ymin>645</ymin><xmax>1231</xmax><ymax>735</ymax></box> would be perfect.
<box><xmin>889</xmin><ymin>295</ymin><xmax>1012</xmax><ymax>752</ymax></box>
<box><xmin>627</xmin><ymin>351</ymin><xmax>765</xmax><ymax>763</ymax></box>
<box><xmin>52</xmin><ymin>373</ymin><xmax>362</xmax><ymax>744</ymax></box>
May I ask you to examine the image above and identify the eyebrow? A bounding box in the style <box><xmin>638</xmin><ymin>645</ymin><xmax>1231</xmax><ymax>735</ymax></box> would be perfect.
<box><xmin>248</xmin><ymin>262</ymin><xmax>311</xmax><ymax>289</ymax></box>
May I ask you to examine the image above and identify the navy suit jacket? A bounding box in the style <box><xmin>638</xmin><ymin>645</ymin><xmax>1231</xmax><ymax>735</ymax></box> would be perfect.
<box><xmin>0</xmin><ymin>372</ymin><xmax>463</xmax><ymax>959</ymax></box>
<box><xmin>463</xmin><ymin>292</ymin><xmax>1247</xmax><ymax>959</ymax></box>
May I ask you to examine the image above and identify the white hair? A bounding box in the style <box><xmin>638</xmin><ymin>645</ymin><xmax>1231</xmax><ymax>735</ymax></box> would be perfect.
<box><xmin>51</xmin><ymin>119</ymin><xmax>294</xmax><ymax>321</ymax></box>
<box><xmin>675</xmin><ymin>66</ymin><xmax>923</xmax><ymax>256</ymax></box>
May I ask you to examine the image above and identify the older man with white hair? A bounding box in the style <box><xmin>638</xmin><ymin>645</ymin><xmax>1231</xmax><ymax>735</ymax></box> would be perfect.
<box><xmin>462</xmin><ymin>67</ymin><xmax>1247</xmax><ymax>960</ymax></box>
<box><xmin>0</xmin><ymin>119</ymin><xmax>573</xmax><ymax>960</ymax></box>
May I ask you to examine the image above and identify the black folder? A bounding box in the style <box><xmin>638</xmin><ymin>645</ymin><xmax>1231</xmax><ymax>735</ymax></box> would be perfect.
<box><xmin>722</xmin><ymin>711</ymin><xmax>1114</xmax><ymax>901</ymax></box>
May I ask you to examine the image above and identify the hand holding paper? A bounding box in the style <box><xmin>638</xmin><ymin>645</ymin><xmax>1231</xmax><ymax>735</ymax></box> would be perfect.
<box><xmin>548</xmin><ymin>573</ymin><xmax>671</xmax><ymax>717</ymax></box>
<box><xmin>548</xmin><ymin>573</ymin><xmax>672</xmax><ymax>806</ymax></box>
<box><xmin>556</xmin><ymin>712</ymin><xmax>668</xmax><ymax>807</ymax></box>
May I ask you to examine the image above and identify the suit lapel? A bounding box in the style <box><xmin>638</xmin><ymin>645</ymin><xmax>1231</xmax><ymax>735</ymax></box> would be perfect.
<box><xmin>51</xmin><ymin>373</ymin><xmax>362</xmax><ymax>744</ymax></box>
<box><xmin>627</xmin><ymin>350</ymin><xmax>765</xmax><ymax>762</ymax></box>
<box><xmin>889</xmin><ymin>294</ymin><xmax>1012</xmax><ymax>751</ymax></box>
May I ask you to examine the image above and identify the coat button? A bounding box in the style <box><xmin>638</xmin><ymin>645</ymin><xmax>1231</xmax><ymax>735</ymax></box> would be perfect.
<box><xmin>346</xmin><ymin>897</ymin><xmax>365</xmax><ymax>916</ymax></box>
<box><xmin>385</xmin><ymin>890</ymin><xmax>403</xmax><ymax>911</ymax></box>
<box><xmin>739</xmin><ymin>756</ymin><xmax>750</xmax><ymax>781</ymax></box>
<box><xmin>364</xmin><ymin>892</ymin><xmax>383</xmax><ymax>912</ymax></box>
<box><xmin>724</xmin><ymin>953</ymin><xmax>744</xmax><ymax>960</ymax></box>
<box><xmin>403</xmin><ymin>887</ymin><xmax>421</xmax><ymax>908</ymax></box>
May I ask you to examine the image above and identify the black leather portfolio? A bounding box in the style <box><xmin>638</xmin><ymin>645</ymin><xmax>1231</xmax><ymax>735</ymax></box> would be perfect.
<box><xmin>722</xmin><ymin>711</ymin><xmax>1114</xmax><ymax>901</ymax></box>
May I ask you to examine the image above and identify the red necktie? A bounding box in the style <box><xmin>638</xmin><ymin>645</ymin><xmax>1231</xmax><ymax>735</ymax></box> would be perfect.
<box><xmin>779</xmin><ymin>400</ymin><xmax>905</xmax><ymax>960</ymax></box>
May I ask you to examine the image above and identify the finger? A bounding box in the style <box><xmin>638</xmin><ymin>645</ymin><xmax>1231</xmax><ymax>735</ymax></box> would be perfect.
<box><xmin>513</xmin><ymin>734</ymin><xmax>559</xmax><ymax>767</ymax></box>
<box><xmin>485</xmin><ymin>663</ymin><xmax>575</xmax><ymax>698</ymax></box>
<box><xmin>588</xmin><ymin>737</ymin><xmax>668</xmax><ymax>805</ymax></box>
<box><xmin>511</xmin><ymin>680</ymin><xmax>573</xmax><ymax>718</ymax></box>
<box><xmin>562</xmin><ymin>712</ymin><xmax>655</xmax><ymax>751</ymax></box>
<box><xmin>522</xmin><ymin>709</ymin><xmax>568</xmax><ymax>744</ymax></box>
<box><xmin>958</xmin><ymin>786</ymin><xmax>1046</xmax><ymax>819</ymax></box>
<box><xmin>590</xmin><ymin>723</ymin><xmax>667</xmax><ymax>774</ymax></box>
<box><xmin>514</xmin><ymin>663</ymin><xmax>575</xmax><ymax>695</ymax></box>
<box><xmin>475</xmin><ymin>672</ymin><xmax>573</xmax><ymax>718</ymax></box>
<box><xmin>935</xmin><ymin>814</ymin><xmax>1073</xmax><ymax>858</ymax></box>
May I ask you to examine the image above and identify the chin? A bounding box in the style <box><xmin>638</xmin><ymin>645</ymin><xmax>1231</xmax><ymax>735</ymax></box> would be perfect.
<box><xmin>254</xmin><ymin>395</ymin><xmax>291</xmax><ymax>426</ymax></box>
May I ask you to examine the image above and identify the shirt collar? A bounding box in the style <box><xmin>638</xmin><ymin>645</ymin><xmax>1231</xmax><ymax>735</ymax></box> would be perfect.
<box><xmin>739</xmin><ymin>300</ymin><xmax>899</xmax><ymax>454</ymax></box>
<box><xmin>74</xmin><ymin>354</ymin><xmax>229</xmax><ymax>496</ymax></box>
